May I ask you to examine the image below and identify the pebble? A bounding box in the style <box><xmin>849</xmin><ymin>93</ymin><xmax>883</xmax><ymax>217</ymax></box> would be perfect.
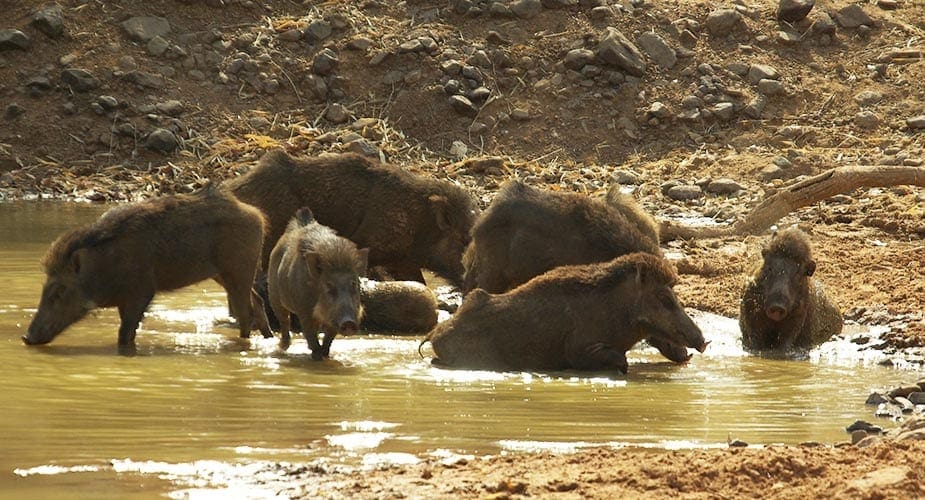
<box><xmin>123</xmin><ymin>70</ymin><xmax>165</xmax><ymax>89</ymax></box>
<box><xmin>854</xmin><ymin>90</ymin><xmax>883</xmax><ymax>107</ymax></box>
<box><xmin>0</xmin><ymin>29</ymin><xmax>31</xmax><ymax>51</ymax></box>
<box><xmin>32</xmin><ymin>6</ymin><xmax>66</xmax><ymax>39</ymax></box>
<box><xmin>851</xmin><ymin>430</ymin><xmax>868</xmax><ymax>444</ymax></box>
<box><xmin>512</xmin><ymin>108</ymin><xmax>532</xmax><ymax>121</ymax></box>
<box><xmin>759</xmin><ymin>165</ymin><xmax>786</xmax><ymax>181</ymax></box>
<box><xmin>908</xmin><ymin>392</ymin><xmax>925</xmax><ymax>405</ymax></box>
<box><xmin>636</xmin><ymin>32</ymin><xmax>676</xmax><ymax>69</ymax></box>
<box><xmin>906</xmin><ymin>116</ymin><xmax>925</xmax><ymax>129</ymax></box>
<box><xmin>666</xmin><ymin>184</ymin><xmax>703</xmax><ymax>201</ymax></box>
<box><xmin>511</xmin><ymin>0</ymin><xmax>543</xmax><ymax>19</ymax></box>
<box><xmin>611</xmin><ymin>169</ymin><xmax>641</xmax><ymax>185</ymax></box>
<box><xmin>834</xmin><ymin>4</ymin><xmax>873</xmax><ymax>28</ymax></box>
<box><xmin>469</xmin><ymin>86</ymin><xmax>491</xmax><ymax>102</ymax></box>
<box><xmin>596</xmin><ymin>28</ymin><xmax>646</xmax><ymax>77</ymax></box>
<box><xmin>97</xmin><ymin>95</ymin><xmax>119</xmax><ymax>110</ymax></box>
<box><xmin>313</xmin><ymin>48</ymin><xmax>338</xmax><ymax>75</ymax></box>
<box><xmin>347</xmin><ymin>37</ymin><xmax>374</xmax><ymax>51</ymax></box>
<box><xmin>122</xmin><ymin>16</ymin><xmax>171</xmax><ymax>43</ymax></box>
<box><xmin>757</xmin><ymin>78</ymin><xmax>784</xmax><ymax>96</ymax></box>
<box><xmin>747</xmin><ymin>64</ymin><xmax>780</xmax><ymax>84</ymax></box>
<box><xmin>147</xmin><ymin>36</ymin><xmax>170</xmax><ymax>57</ymax></box>
<box><xmin>705</xmin><ymin>178</ymin><xmax>743</xmax><ymax>195</ymax></box>
<box><xmin>449</xmin><ymin>95</ymin><xmax>478</xmax><ymax>116</ymax></box>
<box><xmin>854</xmin><ymin>111</ymin><xmax>880</xmax><ymax>130</ymax></box>
<box><xmin>888</xmin><ymin>385</ymin><xmax>922</xmax><ymax>398</ymax></box>
<box><xmin>705</xmin><ymin>9</ymin><xmax>745</xmax><ymax>35</ymax></box>
<box><xmin>865</xmin><ymin>392</ymin><xmax>891</xmax><ymax>405</ymax></box>
<box><xmin>325</xmin><ymin>103</ymin><xmax>351</xmax><ymax>124</ymax></box>
<box><xmin>145</xmin><ymin>128</ymin><xmax>179</xmax><ymax>152</ymax></box>
<box><xmin>812</xmin><ymin>12</ymin><xmax>837</xmax><ymax>35</ymax></box>
<box><xmin>846</xmin><ymin>420</ymin><xmax>883</xmax><ymax>433</ymax></box>
<box><xmin>305</xmin><ymin>20</ymin><xmax>333</xmax><ymax>42</ymax></box>
<box><xmin>4</xmin><ymin>103</ymin><xmax>25</xmax><ymax>120</ymax></box>
<box><xmin>25</xmin><ymin>76</ymin><xmax>52</xmax><ymax>95</ymax></box>
<box><xmin>345</xmin><ymin>139</ymin><xmax>379</xmax><ymax>158</ymax></box>
<box><xmin>61</xmin><ymin>68</ymin><xmax>100</xmax><ymax>92</ymax></box>
<box><xmin>564</xmin><ymin>49</ymin><xmax>595</xmax><ymax>71</ymax></box>
<box><xmin>156</xmin><ymin>100</ymin><xmax>184</xmax><ymax>116</ymax></box>
<box><xmin>777</xmin><ymin>0</ymin><xmax>814</xmax><ymax>23</ymax></box>
<box><xmin>710</xmin><ymin>102</ymin><xmax>735</xmax><ymax>121</ymax></box>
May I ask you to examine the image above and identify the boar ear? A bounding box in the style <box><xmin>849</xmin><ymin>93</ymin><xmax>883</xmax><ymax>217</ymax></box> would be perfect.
<box><xmin>634</xmin><ymin>262</ymin><xmax>644</xmax><ymax>286</ymax></box>
<box><xmin>428</xmin><ymin>195</ymin><xmax>451</xmax><ymax>231</ymax></box>
<box><xmin>805</xmin><ymin>260</ymin><xmax>816</xmax><ymax>277</ymax></box>
<box><xmin>304</xmin><ymin>252</ymin><xmax>323</xmax><ymax>278</ymax></box>
<box><xmin>70</xmin><ymin>249</ymin><xmax>85</xmax><ymax>274</ymax></box>
<box><xmin>356</xmin><ymin>248</ymin><xmax>370</xmax><ymax>276</ymax></box>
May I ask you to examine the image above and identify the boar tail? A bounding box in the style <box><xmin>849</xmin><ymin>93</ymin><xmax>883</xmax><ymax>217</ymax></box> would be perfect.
<box><xmin>417</xmin><ymin>334</ymin><xmax>432</xmax><ymax>360</ymax></box>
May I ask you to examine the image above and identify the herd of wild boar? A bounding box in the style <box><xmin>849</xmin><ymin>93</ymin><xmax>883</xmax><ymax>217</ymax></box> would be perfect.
<box><xmin>22</xmin><ymin>150</ymin><xmax>844</xmax><ymax>371</ymax></box>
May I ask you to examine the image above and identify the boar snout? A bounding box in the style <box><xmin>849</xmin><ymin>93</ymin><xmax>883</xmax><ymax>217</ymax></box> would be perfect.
<box><xmin>765</xmin><ymin>304</ymin><xmax>788</xmax><ymax>322</ymax></box>
<box><xmin>339</xmin><ymin>319</ymin><xmax>359</xmax><ymax>334</ymax></box>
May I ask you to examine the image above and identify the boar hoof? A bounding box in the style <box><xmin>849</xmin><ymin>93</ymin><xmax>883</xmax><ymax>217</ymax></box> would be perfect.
<box><xmin>311</xmin><ymin>350</ymin><xmax>324</xmax><ymax>361</ymax></box>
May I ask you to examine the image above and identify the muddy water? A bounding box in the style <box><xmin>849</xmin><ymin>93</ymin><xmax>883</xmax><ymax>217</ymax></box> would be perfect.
<box><xmin>0</xmin><ymin>201</ymin><xmax>916</xmax><ymax>498</ymax></box>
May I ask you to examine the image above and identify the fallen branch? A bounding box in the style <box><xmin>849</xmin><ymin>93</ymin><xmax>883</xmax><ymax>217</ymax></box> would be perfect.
<box><xmin>660</xmin><ymin>165</ymin><xmax>925</xmax><ymax>241</ymax></box>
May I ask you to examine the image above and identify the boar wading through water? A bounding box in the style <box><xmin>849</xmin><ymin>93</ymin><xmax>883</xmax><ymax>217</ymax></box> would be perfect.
<box><xmin>227</xmin><ymin>150</ymin><xmax>479</xmax><ymax>286</ymax></box>
<box><xmin>360</xmin><ymin>278</ymin><xmax>439</xmax><ymax>333</ymax></box>
<box><xmin>267</xmin><ymin>207</ymin><xmax>368</xmax><ymax>359</ymax></box>
<box><xmin>23</xmin><ymin>187</ymin><xmax>272</xmax><ymax>349</ymax></box>
<box><xmin>424</xmin><ymin>253</ymin><xmax>707</xmax><ymax>374</ymax></box>
<box><xmin>739</xmin><ymin>227</ymin><xmax>843</xmax><ymax>352</ymax></box>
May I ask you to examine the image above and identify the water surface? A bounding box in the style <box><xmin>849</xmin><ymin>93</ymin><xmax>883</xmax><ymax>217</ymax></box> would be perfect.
<box><xmin>0</xmin><ymin>201</ymin><xmax>916</xmax><ymax>498</ymax></box>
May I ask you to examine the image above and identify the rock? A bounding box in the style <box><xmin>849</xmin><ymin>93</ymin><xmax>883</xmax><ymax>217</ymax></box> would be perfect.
<box><xmin>278</xmin><ymin>29</ymin><xmax>303</xmax><ymax>42</ymax></box>
<box><xmin>122</xmin><ymin>70</ymin><xmax>165</xmax><ymax>89</ymax></box>
<box><xmin>908</xmin><ymin>392</ymin><xmax>925</xmax><ymax>405</ymax></box>
<box><xmin>147</xmin><ymin>36</ymin><xmax>170</xmax><ymax>57</ymax></box>
<box><xmin>850</xmin><ymin>430</ymin><xmax>868</xmax><ymax>445</ymax></box>
<box><xmin>313</xmin><ymin>48</ymin><xmax>338</xmax><ymax>75</ymax></box>
<box><xmin>636</xmin><ymin>32</ymin><xmax>677</xmax><ymax>69</ymax></box>
<box><xmin>469</xmin><ymin>86</ymin><xmax>491</xmax><ymax>102</ymax></box>
<box><xmin>666</xmin><ymin>184</ymin><xmax>703</xmax><ymax>201</ymax></box>
<box><xmin>888</xmin><ymin>385</ymin><xmax>923</xmax><ymax>398</ymax></box>
<box><xmin>777</xmin><ymin>0</ymin><xmax>814</xmax><ymax>23</ymax></box>
<box><xmin>122</xmin><ymin>16</ymin><xmax>171</xmax><ymax>43</ymax></box>
<box><xmin>305</xmin><ymin>20</ymin><xmax>332</xmax><ymax>42</ymax></box>
<box><xmin>846</xmin><ymin>420</ymin><xmax>883</xmax><ymax>433</ymax></box>
<box><xmin>156</xmin><ymin>100</ymin><xmax>184</xmax><ymax>116</ymax></box>
<box><xmin>834</xmin><ymin>4</ymin><xmax>873</xmax><ymax>28</ymax></box>
<box><xmin>32</xmin><ymin>6</ymin><xmax>66</xmax><ymax>39</ymax></box>
<box><xmin>564</xmin><ymin>49</ymin><xmax>595</xmax><ymax>70</ymax></box>
<box><xmin>449</xmin><ymin>95</ymin><xmax>478</xmax><ymax>116</ymax></box>
<box><xmin>0</xmin><ymin>29</ymin><xmax>31</xmax><ymax>51</ymax></box>
<box><xmin>759</xmin><ymin>165</ymin><xmax>785</xmax><ymax>181</ymax></box>
<box><xmin>877</xmin><ymin>0</ymin><xmax>899</xmax><ymax>9</ymax></box>
<box><xmin>906</xmin><ymin>115</ymin><xmax>925</xmax><ymax>130</ymax></box>
<box><xmin>345</xmin><ymin>139</ymin><xmax>379</xmax><ymax>158</ymax></box>
<box><xmin>728</xmin><ymin>439</ymin><xmax>748</xmax><ymax>447</ymax></box>
<box><xmin>4</xmin><ymin>103</ymin><xmax>25</xmax><ymax>120</ymax></box>
<box><xmin>646</xmin><ymin>101</ymin><xmax>671</xmax><ymax>120</ymax></box>
<box><xmin>757</xmin><ymin>79</ymin><xmax>784</xmax><ymax>96</ymax></box>
<box><xmin>865</xmin><ymin>392</ymin><xmax>891</xmax><ymax>405</ymax></box>
<box><xmin>512</xmin><ymin>108</ymin><xmax>532</xmax><ymax>121</ymax></box>
<box><xmin>97</xmin><ymin>95</ymin><xmax>119</xmax><ymax>110</ymax></box>
<box><xmin>747</xmin><ymin>64</ymin><xmax>780</xmax><ymax>84</ymax></box>
<box><xmin>398</xmin><ymin>39</ymin><xmax>423</xmax><ymax>53</ymax></box>
<box><xmin>596</xmin><ymin>28</ymin><xmax>646</xmax><ymax>77</ymax></box>
<box><xmin>24</xmin><ymin>76</ymin><xmax>52</xmax><ymax>94</ymax></box>
<box><xmin>895</xmin><ymin>397</ymin><xmax>915</xmax><ymax>413</ymax></box>
<box><xmin>511</xmin><ymin>0</ymin><xmax>543</xmax><ymax>19</ymax></box>
<box><xmin>325</xmin><ymin>103</ymin><xmax>351</xmax><ymax>124</ymax></box>
<box><xmin>896</xmin><ymin>429</ymin><xmax>925</xmax><ymax>441</ymax></box>
<box><xmin>705</xmin><ymin>9</ymin><xmax>745</xmax><ymax>36</ymax></box>
<box><xmin>847</xmin><ymin>466</ymin><xmax>911</xmax><ymax>489</ymax></box>
<box><xmin>710</xmin><ymin>102</ymin><xmax>736</xmax><ymax>121</ymax></box>
<box><xmin>61</xmin><ymin>68</ymin><xmax>99</xmax><ymax>92</ymax></box>
<box><xmin>705</xmin><ymin>178</ymin><xmax>743</xmax><ymax>195</ymax></box>
<box><xmin>854</xmin><ymin>435</ymin><xmax>880</xmax><ymax>448</ymax></box>
<box><xmin>449</xmin><ymin>140</ymin><xmax>468</xmax><ymax>158</ymax></box>
<box><xmin>854</xmin><ymin>90</ymin><xmax>883</xmax><ymax>107</ymax></box>
<box><xmin>854</xmin><ymin>111</ymin><xmax>880</xmax><ymax>130</ymax></box>
<box><xmin>611</xmin><ymin>170</ymin><xmax>640</xmax><ymax>185</ymax></box>
<box><xmin>145</xmin><ymin>128</ymin><xmax>179</xmax><ymax>152</ymax></box>
<box><xmin>777</xmin><ymin>30</ymin><xmax>802</xmax><ymax>44</ymax></box>
<box><xmin>812</xmin><ymin>12</ymin><xmax>837</xmax><ymax>35</ymax></box>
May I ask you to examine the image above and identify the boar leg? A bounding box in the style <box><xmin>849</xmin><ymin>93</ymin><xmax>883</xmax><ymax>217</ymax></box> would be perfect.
<box><xmin>301</xmin><ymin>318</ymin><xmax>324</xmax><ymax>360</ymax></box>
<box><xmin>571</xmin><ymin>343</ymin><xmax>629</xmax><ymax>375</ymax></box>
<box><xmin>320</xmin><ymin>329</ymin><xmax>336</xmax><ymax>358</ymax></box>
<box><xmin>117</xmin><ymin>291</ymin><xmax>154</xmax><ymax>346</ymax></box>
<box><xmin>250</xmin><ymin>289</ymin><xmax>273</xmax><ymax>338</ymax></box>
<box><xmin>272</xmin><ymin>298</ymin><xmax>293</xmax><ymax>349</ymax></box>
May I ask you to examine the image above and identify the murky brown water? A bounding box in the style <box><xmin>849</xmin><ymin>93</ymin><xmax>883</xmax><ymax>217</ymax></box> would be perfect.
<box><xmin>0</xmin><ymin>201</ymin><xmax>916</xmax><ymax>498</ymax></box>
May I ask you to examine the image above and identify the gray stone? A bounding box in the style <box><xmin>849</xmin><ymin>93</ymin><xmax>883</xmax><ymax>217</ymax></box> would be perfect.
<box><xmin>908</xmin><ymin>392</ymin><xmax>925</xmax><ymax>405</ymax></box>
<box><xmin>906</xmin><ymin>115</ymin><xmax>925</xmax><ymax>129</ymax></box>
<box><xmin>383</xmin><ymin>70</ymin><xmax>405</xmax><ymax>85</ymax></box>
<box><xmin>469</xmin><ymin>86</ymin><xmax>491</xmax><ymax>102</ymax></box>
<box><xmin>846</xmin><ymin>420</ymin><xmax>883</xmax><ymax>433</ymax></box>
<box><xmin>636</xmin><ymin>32</ymin><xmax>676</xmax><ymax>69</ymax></box>
<box><xmin>711</xmin><ymin>102</ymin><xmax>736</xmax><ymax>121</ymax></box>
<box><xmin>888</xmin><ymin>386</ymin><xmax>923</xmax><ymax>398</ymax></box>
<box><xmin>812</xmin><ymin>12</ymin><xmax>837</xmax><ymax>34</ymax></box>
<box><xmin>449</xmin><ymin>95</ymin><xmax>478</xmax><ymax>116</ymax></box>
<box><xmin>542</xmin><ymin>0</ymin><xmax>577</xmax><ymax>7</ymax></box>
<box><xmin>123</xmin><ymin>70</ymin><xmax>165</xmax><ymax>89</ymax></box>
<box><xmin>777</xmin><ymin>30</ymin><xmax>802</xmax><ymax>44</ymax></box>
<box><xmin>511</xmin><ymin>0</ymin><xmax>543</xmax><ymax>19</ymax></box>
<box><xmin>61</xmin><ymin>68</ymin><xmax>99</xmax><ymax>92</ymax></box>
<box><xmin>4</xmin><ymin>103</ymin><xmax>25</xmax><ymax>120</ymax></box>
<box><xmin>32</xmin><ymin>6</ymin><xmax>66</xmax><ymax>39</ymax></box>
<box><xmin>777</xmin><ymin>0</ymin><xmax>814</xmax><ymax>23</ymax></box>
<box><xmin>24</xmin><ymin>76</ymin><xmax>52</xmax><ymax>94</ymax></box>
<box><xmin>278</xmin><ymin>29</ymin><xmax>303</xmax><ymax>42</ymax></box>
<box><xmin>855</xmin><ymin>436</ymin><xmax>880</xmax><ymax>448</ymax></box>
<box><xmin>647</xmin><ymin>101</ymin><xmax>671</xmax><ymax>119</ymax></box>
<box><xmin>851</xmin><ymin>430</ymin><xmax>868</xmax><ymax>445</ymax></box>
<box><xmin>742</xmin><ymin>95</ymin><xmax>767</xmax><ymax>119</ymax></box>
<box><xmin>399</xmin><ymin>39</ymin><xmax>424</xmax><ymax>53</ymax></box>
<box><xmin>854</xmin><ymin>90</ymin><xmax>883</xmax><ymax>107</ymax></box>
<box><xmin>325</xmin><ymin>103</ymin><xmax>351</xmax><ymax>124</ymax></box>
<box><xmin>681</xmin><ymin>95</ymin><xmax>703</xmax><ymax>109</ymax></box>
<box><xmin>345</xmin><ymin>139</ymin><xmax>379</xmax><ymax>158</ymax></box>
<box><xmin>611</xmin><ymin>170</ymin><xmax>640</xmax><ymax>185</ymax></box>
<box><xmin>441</xmin><ymin>60</ymin><xmax>462</xmax><ymax>75</ymax></box>
<box><xmin>305</xmin><ymin>20</ymin><xmax>333</xmax><ymax>42</ymax></box>
<box><xmin>156</xmin><ymin>100</ymin><xmax>184</xmax><ymax>116</ymax></box>
<box><xmin>758</xmin><ymin>78</ymin><xmax>784</xmax><ymax>96</ymax></box>
<box><xmin>122</xmin><ymin>16</ymin><xmax>171</xmax><ymax>43</ymax></box>
<box><xmin>147</xmin><ymin>36</ymin><xmax>170</xmax><ymax>57</ymax></box>
<box><xmin>596</xmin><ymin>28</ymin><xmax>646</xmax><ymax>77</ymax></box>
<box><xmin>895</xmin><ymin>396</ymin><xmax>915</xmax><ymax>413</ymax></box>
<box><xmin>564</xmin><ymin>49</ymin><xmax>595</xmax><ymax>70</ymax></box>
<box><xmin>666</xmin><ymin>184</ymin><xmax>703</xmax><ymax>201</ymax></box>
<box><xmin>705</xmin><ymin>178</ymin><xmax>743</xmax><ymax>195</ymax></box>
<box><xmin>834</xmin><ymin>4</ymin><xmax>873</xmax><ymax>28</ymax></box>
<box><xmin>705</xmin><ymin>9</ymin><xmax>745</xmax><ymax>36</ymax></box>
<box><xmin>313</xmin><ymin>48</ymin><xmax>338</xmax><ymax>75</ymax></box>
<box><xmin>347</xmin><ymin>36</ymin><xmax>373</xmax><ymax>51</ymax></box>
<box><xmin>0</xmin><ymin>29</ymin><xmax>31</xmax><ymax>51</ymax></box>
<box><xmin>590</xmin><ymin>6</ymin><xmax>612</xmax><ymax>20</ymax></box>
<box><xmin>854</xmin><ymin>111</ymin><xmax>880</xmax><ymax>130</ymax></box>
<box><xmin>747</xmin><ymin>64</ymin><xmax>780</xmax><ymax>84</ymax></box>
<box><xmin>145</xmin><ymin>128</ymin><xmax>179</xmax><ymax>152</ymax></box>
<box><xmin>759</xmin><ymin>165</ymin><xmax>785</xmax><ymax>181</ymax></box>
<box><xmin>97</xmin><ymin>95</ymin><xmax>119</xmax><ymax>110</ymax></box>
<box><xmin>865</xmin><ymin>392</ymin><xmax>891</xmax><ymax>405</ymax></box>
<box><xmin>512</xmin><ymin>108</ymin><xmax>532</xmax><ymax>121</ymax></box>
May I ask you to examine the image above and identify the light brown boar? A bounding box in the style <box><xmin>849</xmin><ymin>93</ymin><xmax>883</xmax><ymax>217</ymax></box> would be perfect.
<box><xmin>23</xmin><ymin>187</ymin><xmax>272</xmax><ymax>349</ymax></box>
<box><xmin>424</xmin><ymin>253</ymin><xmax>707</xmax><ymax>374</ymax></box>
<box><xmin>360</xmin><ymin>278</ymin><xmax>439</xmax><ymax>334</ymax></box>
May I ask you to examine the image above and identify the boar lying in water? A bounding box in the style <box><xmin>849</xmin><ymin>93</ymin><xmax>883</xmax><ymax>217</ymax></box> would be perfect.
<box><xmin>267</xmin><ymin>208</ymin><xmax>368</xmax><ymax>359</ymax></box>
<box><xmin>424</xmin><ymin>253</ymin><xmax>707</xmax><ymax>374</ymax></box>
<box><xmin>360</xmin><ymin>278</ymin><xmax>439</xmax><ymax>333</ymax></box>
<box><xmin>227</xmin><ymin>149</ymin><xmax>479</xmax><ymax>286</ymax></box>
<box><xmin>740</xmin><ymin>227</ymin><xmax>843</xmax><ymax>352</ymax></box>
<box><xmin>23</xmin><ymin>187</ymin><xmax>272</xmax><ymax>349</ymax></box>
<box><xmin>460</xmin><ymin>181</ymin><xmax>694</xmax><ymax>363</ymax></box>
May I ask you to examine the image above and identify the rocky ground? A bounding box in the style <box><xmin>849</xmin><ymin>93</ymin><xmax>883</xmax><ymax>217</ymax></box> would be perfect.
<box><xmin>2</xmin><ymin>0</ymin><xmax>924</xmax><ymax>496</ymax></box>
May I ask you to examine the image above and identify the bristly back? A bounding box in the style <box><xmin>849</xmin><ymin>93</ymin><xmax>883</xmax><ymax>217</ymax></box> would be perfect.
<box><xmin>515</xmin><ymin>252</ymin><xmax>677</xmax><ymax>294</ymax></box>
<box><xmin>763</xmin><ymin>227</ymin><xmax>813</xmax><ymax>262</ymax></box>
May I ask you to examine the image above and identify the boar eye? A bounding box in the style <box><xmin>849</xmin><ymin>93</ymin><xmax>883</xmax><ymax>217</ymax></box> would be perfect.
<box><xmin>659</xmin><ymin>292</ymin><xmax>675</xmax><ymax>309</ymax></box>
<box><xmin>326</xmin><ymin>283</ymin><xmax>337</xmax><ymax>297</ymax></box>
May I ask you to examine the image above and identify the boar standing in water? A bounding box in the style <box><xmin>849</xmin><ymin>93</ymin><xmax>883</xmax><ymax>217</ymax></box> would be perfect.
<box><xmin>23</xmin><ymin>187</ymin><xmax>272</xmax><ymax>349</ymax></box>
<box><xmin>360</xmin><ymin>278</ymin><xmax>439</xmax><ymax>333</ymax></box>
<box><xmin>423</xmin><ymin>253</ymin><xmax>707</xmax><ymax>374</ymax></box>
<box><xmin>227</xmin><ymin>150</ymin><xmax>479</xmax><ymax>286</ymax></box>
<box><xmin>460</xmin><ymin>181</ymin><xmax>693</xmax><ymax>363</ymax></box>
<box><xmin>739</xmin><ymin>227</ymin><xmax>843</xmax><ymax>352</ymax></box>
<box><xmin>267</xmin><ymin>208</ymin><xmax>368</xmax><ymax>359</ymax></box>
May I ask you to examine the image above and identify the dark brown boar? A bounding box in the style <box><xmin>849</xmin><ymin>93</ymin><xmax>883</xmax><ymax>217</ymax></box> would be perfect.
<box><xmin>227</xmin><ymin>149</ymin><xmax>479</xmax><ymax>286</ymax></box>
<box><xmin>360</xmin><ymin>278</ymin><xmax>439</xmax><ymax>333</ymax></box>
<box><xmin>424</xmin><ymin>253</ymin><xmax>707</xmax><ymax>374</ymax></box>
<box><xmin>739</xmin><ymin>227</ymin><xmax>843</xmax><ymax>352</ymax></box>
<box><xmin>23</xmin><ymin>187</ymin><xmax>272</xmax><ymax>348</ymax></box>
<box><xmin>267</xmin><ymin>207</ymin><xmax>368</xmax><ymax>359</ymax></box>
<box><xmin>459</xmin><ymin>181</ymin><xmax>694</xmax><ymax>363</ymax></box>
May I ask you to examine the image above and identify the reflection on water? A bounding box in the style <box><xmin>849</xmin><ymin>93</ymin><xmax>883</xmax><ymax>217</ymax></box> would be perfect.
<box><xmin>0</xmin><ymin>201</ymin><xmax>917</xmax><ymax>498</ymax></box>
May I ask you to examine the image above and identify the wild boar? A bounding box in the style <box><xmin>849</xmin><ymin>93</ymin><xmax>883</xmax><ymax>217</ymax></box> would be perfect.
<box><xmin>227</xmin><ymin>149</ymin><xmax>479</xmax><ymax>286</ymax></box>
<box><xmin>267</xmin><ymin>207</ymin><xmax>368</xmax><ymax>359</ymax></box>
<box><xmin>740</xmin><ymin>227</ymin><xmax>843</xmax><ymax>352</ymax></box>
<box><xmin>23</xmin><ymin>187</ymin><xmax>272</xmax><ymax>348</ymax></box>
<box><xmin>360</xmin><ymin>278</ymin><xmax>439</xmax><ymax>333</ymax></box>
<box><xmin>424</xmin><ymin>253</ymin><xmax>707</xmax><ymax>373</ymax></box>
